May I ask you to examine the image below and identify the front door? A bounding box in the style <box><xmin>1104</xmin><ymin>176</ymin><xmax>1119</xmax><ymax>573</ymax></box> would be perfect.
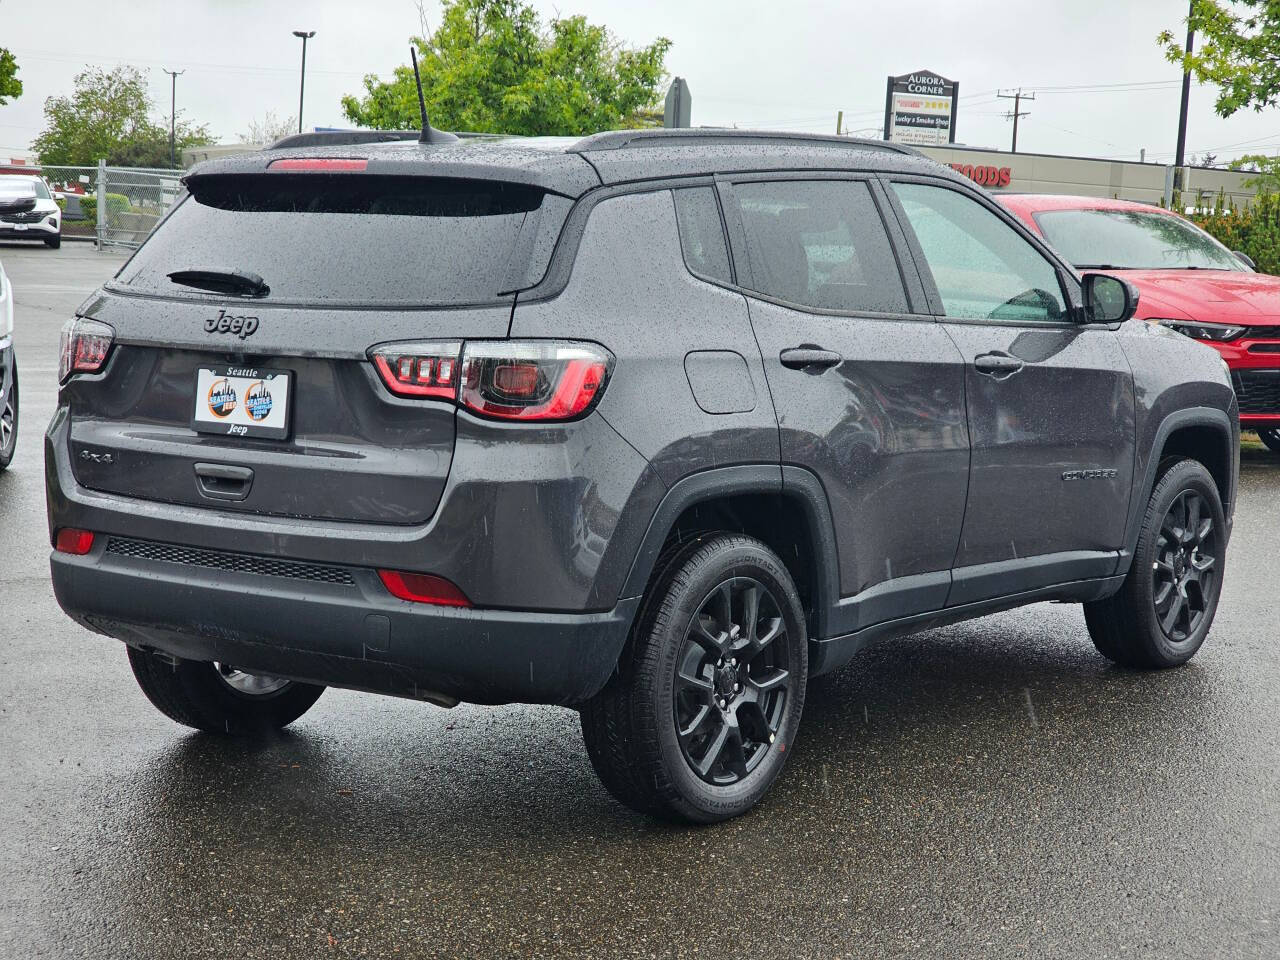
<box><xmin>720</xmin><ymin>176</ymin><xmax>970</xmax><ymax>634</ymax></box>
<box><xmin>885</xmin><ymin>179</ymin><xmax>1136</xmax><ymax>606</ymax></box>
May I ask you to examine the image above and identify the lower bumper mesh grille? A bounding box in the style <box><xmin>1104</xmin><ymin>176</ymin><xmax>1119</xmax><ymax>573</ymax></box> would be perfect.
<box><xmin>1232</xmin><ymin>370</ymin><xmax>1280</xmax><ymax>415</ymax></box>
<box><xmin>105</xmin><ymin>536</ymin><xmax>356</xmax><ymax>585</ymax></box>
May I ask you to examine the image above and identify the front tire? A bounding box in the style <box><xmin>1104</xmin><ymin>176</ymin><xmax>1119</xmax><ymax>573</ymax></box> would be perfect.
<box><xmin>0</xmin><ymin>363</ymin><xmax>16</xmax><ymax>471</ymax></box>
<box><xmin>127</xmin><ymin>647</ymin><xmax>324</xmax><ymax>735</ymax></box>
<box><xmin>581</xmin><ymin>534</ymin><xmax>807</xmax><ymax>823</ymax></box>
<box><xmin>44</xmin><ymin>234</ymin><xmax>61</xmax><ymax>249</ymax></box>
<box><xmin>1084</xmin><ymin>459</ymin><xmax>1226</xmax><ymax>668</ymax></box>
<box><xmin>1258</xmin><ymin>428</ymin><xmax>1280</xmax><ymax>454</ymax></box>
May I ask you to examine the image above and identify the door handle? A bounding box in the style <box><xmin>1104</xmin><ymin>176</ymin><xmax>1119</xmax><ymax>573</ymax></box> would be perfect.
<box><xmin>194</xmin><ymin>462</ymin><xmax>254</xmax><ymax>502</ymax></box>
<box><xmin>780</xmin><ymin>346</ymin><xmax>842</xmax><ymax>371</ymax></box>
<box><xmin>973</xmin><ymin>352</ymin><xmax>1025</xmax><ymax>379</ymax></box>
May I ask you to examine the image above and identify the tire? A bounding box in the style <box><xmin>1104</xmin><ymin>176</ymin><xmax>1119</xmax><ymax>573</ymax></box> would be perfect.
<box><xmin>1258</xmin><ymin>428</ymin><xmax>1280</xmax><ymax>454</ymax></box>
<box><xmin>1084</xmin><ymin>458</ymin><xmax>1226</xmax><ymax>668</ymax></box>
<box><xmin>581</xmin><ymin>533</ymin><xmax>807</xmax><ymax>823</ymax></box>
<box><xmin>127</xmin><ymin>647</ymin><xmax>325</xmax><ymax>735</ymax></box>
<box><xmin>0</xmin><ymin>362</ymin><xmax>16</xmax><ymax>472</ymax></box>
<box><xmin>45</xmin><ymin>234</ymin><xmax>61</xmax><ymax>249</ymax></box>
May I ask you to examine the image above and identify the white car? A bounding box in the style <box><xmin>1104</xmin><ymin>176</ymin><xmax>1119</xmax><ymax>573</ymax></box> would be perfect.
<box><xmin>0</xmin><ymin>175</ymin><xmax>61</xmax><ymax>249</ymax></box>
<box><xmin>0</xmin><ymin>258</ymin><xmax>15</xmax><ymax>469</ymax></box>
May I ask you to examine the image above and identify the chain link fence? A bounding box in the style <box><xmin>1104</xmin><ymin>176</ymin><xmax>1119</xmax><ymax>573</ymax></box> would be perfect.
<box><xmin>42</xmin><ymin>163</ymin><xmax>184</xmax><ymax>250</ymax></box>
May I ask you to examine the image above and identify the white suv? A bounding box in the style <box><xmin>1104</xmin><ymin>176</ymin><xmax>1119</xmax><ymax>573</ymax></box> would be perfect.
<box><xmin>0</xmin><ymin>175</ymin><xmax>61</xmax><ymax>249</ymax></box>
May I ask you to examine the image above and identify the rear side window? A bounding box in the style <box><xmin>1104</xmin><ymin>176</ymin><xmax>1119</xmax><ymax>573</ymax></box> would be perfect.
<box><xmin>673</xmin><ymin>187</ymin><xmax>732</xmax><ymax>284</ymax></box>
<box><xmin>729</xmin><ymin>179</ymin><xmax>907</xmax><ymax>314</ymax></box>
<box><xmin>114</xmin><ymin>174</ymin><xmax>559</xmax><ymax>305</ymax></box>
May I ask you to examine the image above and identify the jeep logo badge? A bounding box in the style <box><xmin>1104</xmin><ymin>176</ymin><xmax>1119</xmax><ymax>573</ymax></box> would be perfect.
<box><xmin>205</xmin><ymin>308</ymin><xmax>260</xmax><ymax>339</ymax></box>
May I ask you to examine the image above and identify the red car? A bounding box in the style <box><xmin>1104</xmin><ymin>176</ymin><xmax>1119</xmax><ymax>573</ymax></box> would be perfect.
<box><xmin>999</xmin><ymin>194</ymin><xmax>1280</xmax><ymax>451</ymax></box>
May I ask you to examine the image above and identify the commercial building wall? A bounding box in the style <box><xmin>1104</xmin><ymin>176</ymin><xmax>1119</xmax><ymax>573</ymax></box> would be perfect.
<box><xmin>918</xmin><ymin>144</ymin><xmax>1256</xmax><ymax>208</ymax></box>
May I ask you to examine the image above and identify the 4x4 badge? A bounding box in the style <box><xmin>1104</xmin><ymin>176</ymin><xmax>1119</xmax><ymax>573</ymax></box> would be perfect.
<box><xmin>205</xmin><ymin>309</ymin><xmax>259</xmax><ymax>340</ymax></box>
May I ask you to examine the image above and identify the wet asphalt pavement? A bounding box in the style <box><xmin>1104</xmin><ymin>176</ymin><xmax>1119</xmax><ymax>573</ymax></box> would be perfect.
<box><xmin>1</xmin><ymin>243</ymin><xmax>1278</xmax><ymax>959</ymax></box>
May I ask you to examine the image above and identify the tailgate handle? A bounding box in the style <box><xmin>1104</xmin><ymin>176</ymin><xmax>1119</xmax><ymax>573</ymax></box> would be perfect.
<box><xmin>194</xmin><ymin>462</ymin><xmax>254</xmax><ymax>502</ymax></box>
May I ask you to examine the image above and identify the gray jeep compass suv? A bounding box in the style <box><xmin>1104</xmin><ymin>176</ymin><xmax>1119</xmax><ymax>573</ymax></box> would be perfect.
<box><xmin>46</xmin><ymin>129</ymin><xmax>1238</xmax><ymax>822</ymax></box>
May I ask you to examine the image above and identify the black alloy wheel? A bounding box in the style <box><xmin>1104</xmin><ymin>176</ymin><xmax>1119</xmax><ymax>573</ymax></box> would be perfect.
<box><xmin>1151</xmin><ymin>489</ymin><xmax>1218</xmax><ymax>642</ymax></box>
<box><xmin>1258</xmin><ymin>428</ymin><xmax>1280</xmax><ymax>454</ymax></box>
<box><xmin>1084</xmin><ymin>458</ymin><xmax>1225</xmax><ymax>668</ymax></box>
<box><xmin>675</xmin><ymin>577</ymin><xmax>792</xmax><ymax>785</ymax></box>
<box><xmin>580</xmin><ymin>533</ymin><xmax>807</xmax><ymax>823</ymax></box>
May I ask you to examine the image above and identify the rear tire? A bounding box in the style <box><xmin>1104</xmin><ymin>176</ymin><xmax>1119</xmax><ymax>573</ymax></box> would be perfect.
<box><xmin>127</xmin><ymin>647</ymin><xmax>324</xmax><ymax>735</ymax></box>
<box><xmin>581</xmin><ymin>533</ymin><xmax>807</xmax><ymax>823</ymax></box>
<box><xmin>1258</xmin><ymin>428</ymin><xmax>1280</xmax><ymax>454</ymax></box>
<box><xmin>1084</xmin><ymin>459</ymin><xmax>1225</xmax><ymax>668</ymax></box>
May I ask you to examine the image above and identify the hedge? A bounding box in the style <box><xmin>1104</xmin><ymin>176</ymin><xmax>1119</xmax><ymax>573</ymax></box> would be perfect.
<box><xmin>78</xmin><ymin>193</ymin><xmax>131</xmax><ymax>223</ymax></box>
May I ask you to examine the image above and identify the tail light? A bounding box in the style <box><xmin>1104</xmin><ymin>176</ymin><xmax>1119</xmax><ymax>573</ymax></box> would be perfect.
<box><xmin>370</xmin><ymin>341</ymin><xmax>461</xmax><ymax>399</ymax></box>
<box><xmin>369</xmin><ymin>340</ymin><xmax>613</xmax><ymax>422</ymax></box>
<box><xmin>58</xmin><ymin>318</ymin><xmax>115</xmax><ymax>383</ymax></box>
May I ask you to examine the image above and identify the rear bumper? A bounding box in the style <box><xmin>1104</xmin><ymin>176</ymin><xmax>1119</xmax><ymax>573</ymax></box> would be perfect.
<box><xmin>50</xmin><ymin>538</ymin><xmax>638</xmax><ymax>706</ymax></box>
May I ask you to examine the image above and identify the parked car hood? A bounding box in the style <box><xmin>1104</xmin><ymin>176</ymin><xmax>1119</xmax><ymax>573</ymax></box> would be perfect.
<box><xmin>1114</xmin><ymin>268</ymin><xmax>1280</xmax><ymax>325</ymax></box>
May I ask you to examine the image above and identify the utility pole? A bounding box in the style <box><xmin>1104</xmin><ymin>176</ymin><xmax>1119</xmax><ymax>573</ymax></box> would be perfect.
<box><xmin>292</xmin><ymin>30</ymin><xmax>316</xmax><ymax>134</ymax></box>
<box><xmin>1174</xmin><ymin>0</ymin><xmax>1195</xmax><ymax>193</ymax></box>
<box><xmin>163</xmin><ymin>68</ymin><xmax>184</xmax><ymax>167</ymax></box>
<box><xmin>836</xmin><ymin>110</ymin><xmax>843</xmax><ymax>136</ymax></box>
<box><xmin>997</xmin><ymin>89</ymin><xmax>1035</xmax><ymax>153</ymax></box>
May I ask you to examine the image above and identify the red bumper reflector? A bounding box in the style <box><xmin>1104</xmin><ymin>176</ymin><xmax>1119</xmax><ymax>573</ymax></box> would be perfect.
<box><xmin>267</xmin><ymin>157</ymin><xmax>368</xmax><ymax>172</ymax></box>
<box><xmin>377</xmin><ymin>570</ymin><xmax>471</xmax><ymax>607</ymax></box>
<box><xmin>55</xmin><ymin>528</ymin><xmax>95</xmax><ymax>555</ymax></box>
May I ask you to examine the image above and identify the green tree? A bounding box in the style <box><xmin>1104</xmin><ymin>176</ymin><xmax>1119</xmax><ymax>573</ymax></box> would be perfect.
<box><xmin>341</xmin><ymin>0</ymin><xmax>671</xmax><ymax>135</ymax></box>
<box><xmin>0</xmin><ymin>48</ymin><xmax>21</xmax><ymax>105</ymax></box>
<box><xmin>31</xmin><ymin>65</ymin><xmax>213</xmax><ymax>167</ymax></box>
<box><xmin>1160</xmin><ymin>1</ymin><xmax>1280</xmax><ymax>117</ymax></box>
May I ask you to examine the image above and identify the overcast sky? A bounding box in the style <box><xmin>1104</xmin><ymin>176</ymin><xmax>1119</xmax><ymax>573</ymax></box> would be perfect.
<box><xmin>1</xmin><ymin>0</ymin><xmax>1278</xmax><ymax>165</ymax></box>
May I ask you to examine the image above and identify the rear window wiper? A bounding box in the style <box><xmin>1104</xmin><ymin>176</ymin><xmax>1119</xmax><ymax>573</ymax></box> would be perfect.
<box><xmin>167</xmin><ymin>268</ymin><xmax>270</xmax><ymax>298</ymax></box>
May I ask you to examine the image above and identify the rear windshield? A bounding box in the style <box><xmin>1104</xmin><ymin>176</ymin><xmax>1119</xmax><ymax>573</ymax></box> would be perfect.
<box><xmin>113</xmin><ymin>174</ymin><xmax>556</xmax><ymax>305</ymax></box>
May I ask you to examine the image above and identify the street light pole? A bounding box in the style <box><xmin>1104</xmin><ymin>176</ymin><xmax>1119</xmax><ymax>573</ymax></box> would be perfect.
<box><xmin>1174</xmin><ymin>0</ymin><xmax>1196</xmax><ymax>192</ymax></box>
<box><xmin>292</xmin><ymin>31</ymin><xmax>316</xmax><ymax>135</ymax></box>
<box><xmin>163</xmin><ymin>68</ymin><xmax>184</xmax><ymax>167</ymax></box>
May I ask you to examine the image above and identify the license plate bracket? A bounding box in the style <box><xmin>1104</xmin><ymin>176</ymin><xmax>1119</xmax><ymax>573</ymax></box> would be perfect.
<box><xmin>191</xmin><ymin>366</ymin><xmax>292</xmax><ymax>440</ymax></box>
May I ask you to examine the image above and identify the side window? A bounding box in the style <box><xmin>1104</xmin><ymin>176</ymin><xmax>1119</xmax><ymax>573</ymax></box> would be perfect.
<box><xmin>890</xmin><ymin>182</ymin><xmax>1068</xmax><ymax>323</ymax></box>
<box><xmin>730</xmin><ymin>179</ymin><xmax>907</xmax><ymax>314</ymax></box>
<box><xmin>673</xmin><ymin>187</ymin><xmax>732</xmax><ymax>284</ymax></box>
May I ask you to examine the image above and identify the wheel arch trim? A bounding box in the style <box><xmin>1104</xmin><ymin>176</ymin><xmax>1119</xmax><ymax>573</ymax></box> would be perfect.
<box><xmin>1120</xmin><ymin>406</ymin><xmax>1237</xmax><ymax>576</ymax></box>
<box><xmin>618</xmin><ymin>464</ymin><xmax>841</xmax><ymax>638</ymax></box>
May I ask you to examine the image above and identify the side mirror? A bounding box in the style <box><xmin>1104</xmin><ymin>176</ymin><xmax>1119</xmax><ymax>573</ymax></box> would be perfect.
<box><xmin>1234</xmin><ymin>250</ymin><xmax>1256</xmax><ymax>271</ymax></box>
<box><xmin>1082</xmin><ymin>273</ymin><xmax>1139</xmax><ymax>325</ymax></box>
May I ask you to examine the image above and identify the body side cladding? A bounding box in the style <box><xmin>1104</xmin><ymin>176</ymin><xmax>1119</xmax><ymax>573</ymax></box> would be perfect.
<box><xmin>810</xmin><ymin>575</ymin><xmax>1128</xmax><ymax>678</ymax></box>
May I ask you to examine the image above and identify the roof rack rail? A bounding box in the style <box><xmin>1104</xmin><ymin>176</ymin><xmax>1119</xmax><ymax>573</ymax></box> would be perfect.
<box><xmin>568</xmin><ymin>128</ymin><xmax>921</xmax><ymax>156</ymax></box>
<box><xmin>264</xmin><ymin>129</ymin><xmax>503</xmax><ymax>151</ymax></box>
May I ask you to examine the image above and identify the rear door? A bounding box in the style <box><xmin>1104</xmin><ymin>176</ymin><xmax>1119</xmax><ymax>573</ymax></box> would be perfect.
<box><xmin>883</xmin><ymin>178</ymin><xmax>1136</xmax><ymax>605</ymax></box>
<box><xmin>720</xmin><ymin>175</ymin><xmax>970</xmax><ymax>633</ymax></box>
<box><xmin>68</xmin><ymin>172</ymin><xmax>564</xmax><ymax>525</ymax></box>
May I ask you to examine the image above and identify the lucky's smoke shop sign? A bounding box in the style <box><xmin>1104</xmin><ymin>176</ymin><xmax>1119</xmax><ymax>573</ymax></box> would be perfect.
<box><xmin>883</xmin><ymin>70</ymin><xmax>958</xmax><ymax>146</ymax></box>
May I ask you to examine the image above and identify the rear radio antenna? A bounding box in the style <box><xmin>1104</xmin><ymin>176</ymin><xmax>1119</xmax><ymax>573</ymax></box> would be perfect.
<box><xmin>409</xmin><ymin>45</ymin><xmax>457</xmax><ymax>144</ymax></box>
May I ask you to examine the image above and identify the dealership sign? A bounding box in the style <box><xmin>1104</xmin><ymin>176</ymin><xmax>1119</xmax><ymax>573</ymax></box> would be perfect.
<box><xmin>883</xmin><ymin>70</ymin><xmax>958</xmax><ymax>146</ymax></box>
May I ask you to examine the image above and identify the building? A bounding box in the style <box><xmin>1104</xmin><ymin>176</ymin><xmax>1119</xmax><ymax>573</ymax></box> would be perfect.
<box><xmin>918</xmin><ymin>144</ymin><xmax>1256</xmax><ymax>208</ymax></box>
